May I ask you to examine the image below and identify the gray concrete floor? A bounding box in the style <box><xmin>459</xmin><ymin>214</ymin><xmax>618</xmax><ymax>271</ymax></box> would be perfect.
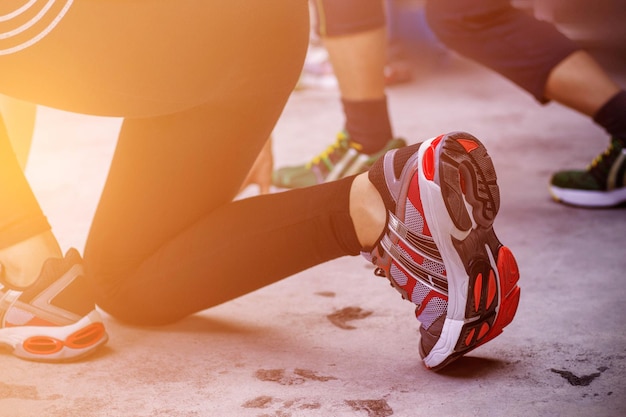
<box><xmin>3</xmin><ymin>50</ymin><xmax>625</xmax><ymax>417</ymax></box>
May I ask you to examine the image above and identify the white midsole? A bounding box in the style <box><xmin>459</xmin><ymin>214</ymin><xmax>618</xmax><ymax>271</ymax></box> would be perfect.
<box><xmin>549</xmin><ymin>185</ymin><xmax>626</xmax><ymax>207</ymax></box>
<box><xmin>0</xmin><ymin>309</ymin><xmax>104</xmax><ymax>348</ymax></box>
<box><xmin>416</xmin><ymin>137</ymin><xmax>491</xmax><ymax>368</ymax></box>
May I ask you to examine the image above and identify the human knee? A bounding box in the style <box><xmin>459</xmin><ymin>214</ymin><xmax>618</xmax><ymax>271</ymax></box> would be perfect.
<box><xmin>313</xmin><ymin>0</ymin><xmax>386</xmax><ymax>37</ymax></box>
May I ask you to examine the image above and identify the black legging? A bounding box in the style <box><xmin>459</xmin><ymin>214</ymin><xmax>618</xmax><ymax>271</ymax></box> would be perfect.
<box><xmin>0</xmin><ymin>0</ymin><xmax>362</xmax><ymax>324</ymax></box>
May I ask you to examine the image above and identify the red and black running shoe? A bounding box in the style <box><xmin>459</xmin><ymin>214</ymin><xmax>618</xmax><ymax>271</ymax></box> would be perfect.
<box><xmin>364</xmin><ymin>132</ymin><xmax>521</xmax><ymax>370</ymax></box>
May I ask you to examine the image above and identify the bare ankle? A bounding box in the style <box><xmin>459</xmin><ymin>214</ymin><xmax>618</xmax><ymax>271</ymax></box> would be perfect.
<box><xmin>349</xmin><ymin>173</ymin><xmax>387</xmax><ymax>249</ymax></box>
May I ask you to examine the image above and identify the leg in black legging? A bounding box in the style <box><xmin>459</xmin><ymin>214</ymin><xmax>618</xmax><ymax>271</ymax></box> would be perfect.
<box><xmin>85</xmin><ymin>99</ymin><xmax>363</xmax><ymax>325</ymax></box>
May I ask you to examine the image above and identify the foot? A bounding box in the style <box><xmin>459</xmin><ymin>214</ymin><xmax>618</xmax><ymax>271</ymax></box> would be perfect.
<box><xmin>0</xmin><ymin>248</ymin><xmax>108</xmax><ymax>361</ymax></box>
<box><xmin>550</xmin><ymin>137</ymin><xmax>626</xmax><ymax>207</ymax></box>
<box><xmin>273</xmin><ymin>131</ymin><xmax>406</xmax><ymax>188</ymax></box>
<box><xmin>364</xmin><ymin>132</ymin><xmax>521</xmax><ymax>370</ymax></box>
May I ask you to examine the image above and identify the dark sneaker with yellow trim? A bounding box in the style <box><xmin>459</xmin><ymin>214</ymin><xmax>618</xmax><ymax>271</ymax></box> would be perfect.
<box><xmin>0</xmin><ymin>248</ymin><xmax>108</xmax><ymax>362</ymax></box>
<box><xmin>550</xmin><ymin>137</ymin><xmax>626</xmax><ymax>207</ymax></box>
<box><xmin>364</xmin><ymin>132</ymin><xmax>521</xmax><ymax>371</ymax></box>
<box><xmin>273</xmin><ymin>131</ymin><xmax>406</xmax><ymax>188</ymax></box>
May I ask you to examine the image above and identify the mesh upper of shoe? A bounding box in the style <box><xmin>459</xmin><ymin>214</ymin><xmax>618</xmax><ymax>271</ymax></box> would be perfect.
<box><xmin>0</xmin><ymin>249</ymin><xmax>94</xmax><ymax>328</ymax></box>
<box><xmin>375</xmin><ymin>162</ymin><xmax>448</xmax><ymax>333</ymax></box>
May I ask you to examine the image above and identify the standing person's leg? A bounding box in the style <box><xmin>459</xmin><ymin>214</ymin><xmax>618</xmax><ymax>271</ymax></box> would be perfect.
<box><xmin>316</xmin><ymin>0</ymin><xmax>390</xmax><ymax>145</ymax></box>
<box><xmin>545</xmin><ymin>52</ymin><xmax>626</xmax><ymax>207</ymax></box>
<box><xmin>425</xmin><ymin>0</ymin><xmax>626</xmax><ymax>207</ymax></box>
<box><xmin>274</xmin><ymin>0</ymin><xmax>405</xmax><ymax>189</ymax></box>
<box><xmin>544</xmin><ymin>51</ymin><xmax>621</xmax><ymax>117</ymax></box>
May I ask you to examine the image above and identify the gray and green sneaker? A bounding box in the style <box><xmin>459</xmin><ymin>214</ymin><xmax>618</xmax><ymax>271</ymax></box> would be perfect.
<box><xmin>273</xmin><ymin>131</ymin><xmax>406</xmax><ymax>188</ymax></box>
<box><xmin>550</xmin><ymin>137</ymin><xmax>626</xmax><ymax>208</ymax></box>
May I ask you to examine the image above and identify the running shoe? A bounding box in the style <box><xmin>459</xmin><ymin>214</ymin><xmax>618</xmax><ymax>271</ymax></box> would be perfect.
<box><xmin>273</xmin><ymin>131</ymin><xmax>406</xmax><ymax>188</ymax></box>
<box><xmin>364</xmin><ymin>132</ymin><xmax>521</xmax><ymax>371</ymax></box>
<box><xmin>550</xmin><ymin>137</ymin><xmax>626</xmax><ymax>207</ymax></box>
<box><xmin>0</xmin><ymin>248</ymin><xmax>108</xmax><ymax>362</ymax></box>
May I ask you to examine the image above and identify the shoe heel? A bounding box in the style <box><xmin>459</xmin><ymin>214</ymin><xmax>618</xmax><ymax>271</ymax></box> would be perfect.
<box><xmin>455</xmin><ymin>245</ymin><xmax>520</xmax><ymax>352</ymax></box>
<box><xmin>490</xmin><ymin>246</ymin><xmax>521</xmax><ymax>335</ymax></box>
<box><xmin>437</xmin><ymin>132</ymin><xmax>500</xmax><ymax>231</ymax></box>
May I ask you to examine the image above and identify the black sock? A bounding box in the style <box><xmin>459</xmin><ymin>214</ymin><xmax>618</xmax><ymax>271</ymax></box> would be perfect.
<box><xmin>593</xmin><ymin>90</ymin><xmax>626</xmax><ymax>146</ymax></box>
<box><xmin>342</xmin><ymin>96</ymin><xmax>393</xmax><ymax>154</ymax></box>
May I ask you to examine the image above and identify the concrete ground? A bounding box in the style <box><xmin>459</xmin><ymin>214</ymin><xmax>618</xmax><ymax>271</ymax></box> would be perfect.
<box><xmin>2</xmin><ymin>48</ymin><xmax>625</xmax><ymax>417</ymax></box>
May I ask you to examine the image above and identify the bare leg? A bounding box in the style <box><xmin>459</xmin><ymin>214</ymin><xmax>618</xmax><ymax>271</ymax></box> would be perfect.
<box><xmin>545</xmin><ymin>50</ymin><xmax>621</xmax><ymax>116</ymax></box>
<box><xmin>323</xmin><ymin>27</ymin><xmax>388</xmax><ymax>101</ymax></box>
<box><xmin>349</xmin><ymin>172</ymin><xmax>386</xmax><ymax>248</ymax></box>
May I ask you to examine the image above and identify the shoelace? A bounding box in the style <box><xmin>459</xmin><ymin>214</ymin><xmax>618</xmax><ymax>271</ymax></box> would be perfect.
<box><xmin>587</xmin><ymin>139</ymin><xmax>623</xmax><ymax>185</ymax></box>
<box><xmin>305</xmin><ymin>132</ymin><xmax>362</xmax><ymax>168</ymax></box>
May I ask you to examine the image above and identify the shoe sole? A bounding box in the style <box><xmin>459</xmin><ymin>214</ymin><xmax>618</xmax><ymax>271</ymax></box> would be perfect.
<box><xmin>0</xmin><ymin>310</ymin><xmax>108</xmax><ymax>362</ymax></box>
<box><xmin>417</xmin><ymin>132</ymin><xmax>520</xmax><ymax>370</ymax></box>
<box><xmin>549</xmin><ymin>185</ymin><xmax>626</xmax><ymax>208</ymax></box>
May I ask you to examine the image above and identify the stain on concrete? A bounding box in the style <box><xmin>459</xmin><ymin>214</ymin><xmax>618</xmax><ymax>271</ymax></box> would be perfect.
<box><xmin>297</xmin><ymin>401</ymin><xmax>321</xmax><ymax>410</ymax></box>
<box><xmin>242</xmin><ymin>397</ymin><xmax>321</xmax><ymax>416</ymax></box>
<box><xmin>551</xmin><ymin>366</ymin><xmax>608</xmax><ymax>386</ymax></box>
<box><xmin>282</xmin><ymin>398</ymin><xmax>322</xmax><ymax>410</ymax></box>
<box><xmin>345</xmin><ymin>399</ymin><xmax>393</xmax><ymax>417</ymax></box>
<box><xmin>293</xmin><ymin>368</ymin><xmax>337</xmax><ymax>382</ymax></box>
<box><xmin>255</xmin><ymin>368</ymin><xmax>336</xmax><ymax>385</ymax></box>
<box><xmin>0</xmin><ymin>382</ymin><xmax>39</xmax><ymax>400</ymax></box>
<box><xmin>255</xmin><ymin>369</ymin><xmax>305</xmax><ymax>386</ymax></box>
<box><xmin>315</xmin><ymin>291</ymin><xmax>335</xmax><ymax>297</ymax></box>
<box><xmin>327</xmin><ymin>306</ymin><xmax>373</xmax><ymax>330</ymax></box>
<box><xmin>242</xmin><ymin>395</ymin><xmax>274</xmax><ymax>409</ymax></box>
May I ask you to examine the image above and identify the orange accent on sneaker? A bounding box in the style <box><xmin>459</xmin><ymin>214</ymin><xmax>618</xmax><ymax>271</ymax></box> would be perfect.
<box><xmin>458</xmin><ymin>139</ymin><xmax>480</xmax><ymax>153</ymax></box>
<box><xmin>423</xmin><ymin>147</ymin><xmax>435</xmax><ymax>181</ymax></box>
<box><xmin>478</xmin><ymin>322</ymin><xmax>490</xmax><ymax>340</ymax></box>
<box><xmin>21</xmin><ymin>322</ymin><xmax>106</xmax><ymax>356</ymax></box>
<box><xmin>498</xmin><ymin>247</ymin><xmax>520</xmax><ymax>295</ymax></box>
<box><xmin>26</xmin><ymin>316</ymin><xmax>56</xmax><ymax>327</ymax></box>
<box><xmin>6</xmin><ymin>318</ymin><xmax>53</xmax><ymax>327</ymax></box>
<box><xmin>465</xmin><ymin>328</ymin><xmax>475</xmax><ymax>347</ymax></box>
<box><xmin>476</xmin><ymin>246</ymin><xmax>521</xmax><ymax>347</ymax></box>
<box><xmin>422</xmin><ymin>135</ymin><xmax>444</xmax><ymax>181</ymax></box>
<box><xmin>66</xmin><ymin>322</ymin><xmax>107</xmax><ymax>349</ymax></box>
<box><xmin>23</xmin><ymin>336</ymin><xmax>64</xmax><ymax>355</ymax></box>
